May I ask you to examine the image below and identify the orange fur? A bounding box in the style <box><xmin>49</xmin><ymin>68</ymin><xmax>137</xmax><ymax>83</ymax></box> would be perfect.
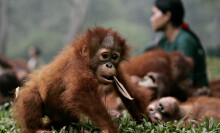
<box><xmin>147</xmin><ymin>96</ymin><xmax>220</xmax><ymax>126</ymax></box>
<box><xmin>210</xmin><ymin>79</ymin><xmax>220</xmax><ymax>97</ymax></box>
<box><xmin>124</xmin><ymin>49</ymin><xmax>193</xmax><ymax>101</ymax></box>
<box><xmin>13</xmin><ymin>27</ymin><xmax>129</xmax><ymax>133</ymax></box>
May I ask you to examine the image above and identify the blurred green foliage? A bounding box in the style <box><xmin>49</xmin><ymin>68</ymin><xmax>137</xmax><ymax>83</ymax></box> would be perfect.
<box><xmin>207</xmin><ymin>56</ymin><xmax>220</xmax><ymax>80</ymax></box>
<box><xmin>4</xmin><ymin>0</ymin><xmax>220</xmax><ymax>63</ymax></box>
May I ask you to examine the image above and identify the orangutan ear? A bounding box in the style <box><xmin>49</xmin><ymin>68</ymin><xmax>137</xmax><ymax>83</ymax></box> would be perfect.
<box><xmin>81</xmin><ymin>45</ymin><xmax>89</xmax><ymax>57</ymax></box>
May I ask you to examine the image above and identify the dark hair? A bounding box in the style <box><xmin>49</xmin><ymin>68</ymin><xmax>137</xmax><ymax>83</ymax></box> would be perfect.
<box><xmin>30</xmin><ymin>46</ymin><xmax>41</xmax><ymax>56</ymax></box>
<box><xmin>155</xmin><ymin>0</ymin><xmax>184</xmax><ymax>27</ymax></box>
<box><xmin>155</xmin><ymin>0</ymin><xmax>205</xmax><ymax>53</ymax></box>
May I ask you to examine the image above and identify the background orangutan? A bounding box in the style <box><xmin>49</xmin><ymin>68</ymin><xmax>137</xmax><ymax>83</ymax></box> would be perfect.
<box><xmin>124</xmin><ymin>49</ymin><xmax>193</xmax><ymax>101</ymax></box>
<box><xmin>170</xmin><ymin>51</ymin><xmax>211</xmax><ymax>100</ymax></box>
<box><xmin>0</xmin><ymin>55</ymin><xmax>29</xmax><ymax>104</ymax></box>
<box><xmin>124</xmin><ymin>49</ymin><xmax>172</xmax><ymax>98</ymax></box>
<box><xmin>132</xmin><ymin>72</ymin><xmax>168</xmax><ymax>99</ymax></box>
<box><xmin>209</xmin><ymin>79</ymin><xmax>220</xmax><ymax>97</ymax></box>
<box><xmin>0</xmin><ymin>54</ymin><xmax>28</xmax><ymax>71</ymax></box>
<box><xmin>0</xmin><ymin>69</ymin><xmax>21</xmax><ymax>104</ymax></box>
<box><xmin>169</xmin><ymin>51</ymin><xmax>194</xmax><ymax>101</ymax></box>
<box><xmin>0</xmin><ymin>54</ymin><xmax>29</xmax><ymax>84</ymax></box>
<box><xmin>13</xmin><ymin>27</ymin><xmax>129</xmax><ymax>133</ymax></box>
<box><xmin>147</xmin><ymin>96</ymin><xmax>220</xmax><ymax>125</ymax></box>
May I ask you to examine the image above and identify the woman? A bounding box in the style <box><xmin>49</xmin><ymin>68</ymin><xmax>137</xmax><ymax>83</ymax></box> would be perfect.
<box><xmin>145</xmin><ymin>0</ymin><xmax>209</xmax><ymax>88</ymax></box>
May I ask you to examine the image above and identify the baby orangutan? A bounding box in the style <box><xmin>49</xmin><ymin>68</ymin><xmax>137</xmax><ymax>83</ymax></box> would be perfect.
<box><xmin>147</xmin><ymin>96</ymin><xmax>220</xmax><ymax>125</ymax></box>
<box><xmin>13</xmin><ymin>27</ymin><xmax>130</xmax><ymax>133</ymax></box>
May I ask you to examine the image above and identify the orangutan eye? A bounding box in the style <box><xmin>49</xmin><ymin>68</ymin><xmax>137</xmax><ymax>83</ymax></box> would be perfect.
<box><xmin>102</xmin><ymin>52</ymin><xmax>109</xmax><ymax>59</ymax></box>
<box><xmin>112</xmin><ymin>54</ymin><xmax>118</xmax><ymax>60</ymax></box>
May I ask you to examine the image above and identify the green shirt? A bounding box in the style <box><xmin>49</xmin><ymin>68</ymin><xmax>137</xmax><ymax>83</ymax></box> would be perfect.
<box><xmin>145</xmin><ymin>29</ymin><xmax>209</xmax><ymax>87</ymax></box>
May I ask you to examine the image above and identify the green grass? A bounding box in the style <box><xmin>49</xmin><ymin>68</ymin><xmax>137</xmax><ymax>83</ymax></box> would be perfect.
<box><xmin>1</xmin><ymin>103</ymin><xmax>220</xmax><ymax>133</ymax></box>
<box><xmin>207</xmin><ymin>56</ymin><xmax>220</xmax><ymax>80</ymax></box>
<box><xmin>0</xmin><ymin>102</ymin><xmax>19</xmax><ymax>133</ymax></box>
<box><xmin>1</xmin><ymin>56</ymin><xmax>220</xmax><ymax>133</ymax></box>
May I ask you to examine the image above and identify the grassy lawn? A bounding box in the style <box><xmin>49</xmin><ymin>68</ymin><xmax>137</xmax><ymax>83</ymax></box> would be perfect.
<box><xmin>207</xmin><ymin>56</ymin><xmax>220</xmax><ymax>81</ymax></box>
<box><xmin>1</xmin><ymin>104</ymin><xmax>220</xmax><ymax>133</ymax></box>
<box><xmin>1</xmin><ymin>56</ymin><xmax>220</xmax><ymax>133</ymax></box>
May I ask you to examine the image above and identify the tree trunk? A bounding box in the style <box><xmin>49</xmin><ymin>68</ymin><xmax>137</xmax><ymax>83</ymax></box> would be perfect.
<box><xmin>0</xmin><ymin>0</ymin><xmax>9</xmax><ymax>55</ymax></box>
<box><xmin>65</xmin><ymin>0</ymin><xmax>90</xmax><ymax>44</ymax></box>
